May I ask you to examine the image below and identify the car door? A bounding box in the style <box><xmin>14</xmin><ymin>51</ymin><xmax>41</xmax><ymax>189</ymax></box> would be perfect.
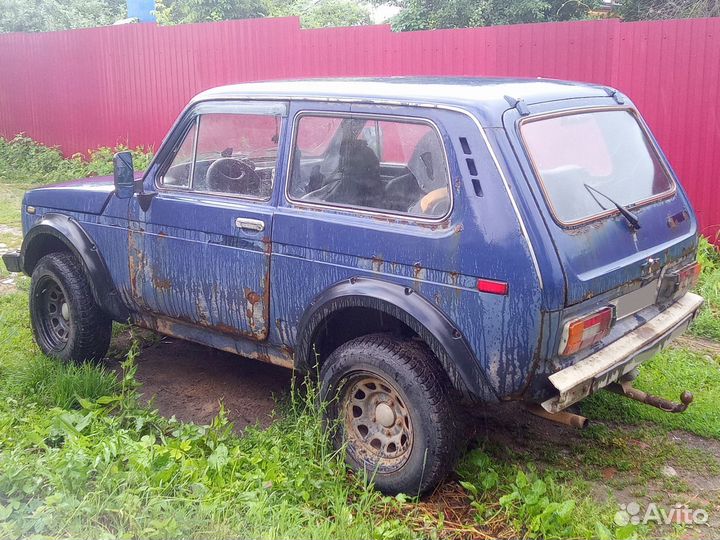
<box><xmin>128</xmin><ymin>100</ymin><xmax>287</xmax><ymax>340</ymax></box>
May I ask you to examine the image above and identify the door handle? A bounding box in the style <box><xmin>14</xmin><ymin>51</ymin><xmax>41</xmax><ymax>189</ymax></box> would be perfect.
<box><xmin>235</xmin><ymin>218</ymin><xmax>265</xmax><ymax>232</ymax></box>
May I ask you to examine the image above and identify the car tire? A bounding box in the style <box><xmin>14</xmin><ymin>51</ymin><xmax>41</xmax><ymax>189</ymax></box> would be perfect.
<box><xmin>29</xmin><ymin>252</ymin><xmax>112</xmax><ymax>363</ymax></box>
<box><xmin>320</xmin><ymin>333</ymin><xmax>459</xmax><ymax>495</ymax></box>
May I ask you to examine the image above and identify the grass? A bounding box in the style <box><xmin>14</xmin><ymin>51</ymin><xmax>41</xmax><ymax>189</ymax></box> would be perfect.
<box><xmin>691</xmin><ymin>236</ymin><xmax>720</xmax><ymax>340</ymax></box>
<box><xmin>0</xmin><ymin>292</ymin><xmax>415</xmax><ymax>540</ymax></box>
<box><xmin>0</xmin><ymin>183</ymin><xmax>26</xmax><ymax>230</ymax></box>
<box><xmin>0</xmin><ymin>136</ymin><xmax>719</xmax><ymax>539</ymax></box>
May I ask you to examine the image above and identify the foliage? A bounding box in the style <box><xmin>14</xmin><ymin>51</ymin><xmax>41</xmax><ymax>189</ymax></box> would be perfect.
<box><xmin>0</xmin><ymin>0</ymin><xmax>125</xmax><ymax>33</ymax></box>
<box><xmin>692</xmin><ymin>236</ymin><xmax>720</xmax><ymax>340</ymax></box>
<box><xmin>372</xmin><ymin>0</ymin><xmax>592</xmax><ymax>31</ymax></box>
<box><xmin>616</xmin><ymin>0</ymin><xmax>720</xmax><ymax>20</ymax></box>
<box><xmin>456</xmin><ymin>449</ymin><xmax>623</xmax><ymax>539</ymax></box>
<box><xmin>0</xmin><ymin>135</ymin><xmax>153</xmax><ymax>185</ymax></box>
<box><xmin>155</xmin><ymin>0</ymin><xmax>267</xmax><ymax>25</ymax></box>
<box><xmin>0</xmin><ymin>291</ymin><xmax>413</xmax><ymax>539</ymax></box>
<box><xmin>266</xmin><ymin>0</ymin><xmax>373</xmax><ymax>28</ymax></box>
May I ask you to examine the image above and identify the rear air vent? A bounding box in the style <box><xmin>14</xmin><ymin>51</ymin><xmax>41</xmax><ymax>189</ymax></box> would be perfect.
<box><xmin>466</xmin><ymin>158</ymin><xmax>478</xmax><ymax>176</ymax></box>
<box><xmin>460</xmin><ymin>138</ymin><xmax>482</xmax><ymax>198</ymax></box>
<box><xmin>472</xmin><ymin>178</ymin><xmax>483</xmax><ymax>197</ymax></box>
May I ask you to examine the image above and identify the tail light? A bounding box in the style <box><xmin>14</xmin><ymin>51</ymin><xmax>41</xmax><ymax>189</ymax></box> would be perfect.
<box><xmin>677</xmin><ymin>261</ymin><xmax>701</xmax><ymax>293</ymax></box>
<box><xmin>559</xmin><ymin>306</ymin><xmax>615</xmax><ymax>356</ymax></box>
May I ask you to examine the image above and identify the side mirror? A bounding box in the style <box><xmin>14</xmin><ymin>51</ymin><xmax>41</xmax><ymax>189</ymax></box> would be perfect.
<box><xmin>113</xmin><ymin>151</ymin><xmax>135</xmax><ymax>199</ymax></box>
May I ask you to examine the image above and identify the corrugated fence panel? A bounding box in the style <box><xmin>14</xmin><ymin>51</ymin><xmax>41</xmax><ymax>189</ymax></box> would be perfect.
<box><xmin>0</xmin><ymin>16</ymin><xmax>717</xmax><ymax>238</ymax></box>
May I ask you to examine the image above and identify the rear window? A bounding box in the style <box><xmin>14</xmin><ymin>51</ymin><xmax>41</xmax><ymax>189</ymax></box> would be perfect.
<box><xmin>521</xmin><ymin>109</ymin><xmax>674</xmax><ymax>225</ymax></box>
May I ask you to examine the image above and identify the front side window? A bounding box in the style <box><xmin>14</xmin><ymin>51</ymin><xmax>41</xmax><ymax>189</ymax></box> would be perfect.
<box><xmin>161</xmin><ymin>112</ymin><xmax>281</xmax><ymax>199</ymax></box>
<box><xmin>289</xmin><ymin>114</ymin><xmax>451</xmax><ymax>219</ymax></box>
<box><xmin>163</xmin><ymin>120</ymin><xmax>196</xmax><ymax>188</ymax></box>
<box><xmin>521</xmin><ymin>109</ymin><xmax>674</xmax><ymax>225</ymax></box>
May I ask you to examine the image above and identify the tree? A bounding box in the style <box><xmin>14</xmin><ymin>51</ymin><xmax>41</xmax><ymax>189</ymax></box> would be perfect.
<box><xmin>266</xmin><ymin>0</ymin><xmax>373</xmax><ymax>28</ymax></box>
<box><xmin>374</xmin><ymin>0</ymin><xmax>593</xmax><ymax>31</ymax></box>
<box><xmin>155</xmin><ymin>0</ymin><xmax>267</xmax><ymax>25</ymax></box>
<box><xmin>616</xmin><ymin>0</ymin><xmax>720</xmax><ymax>20</ymax></box>
<box><xmin>0</xmin><ymin>0</ymin><xmax>125</xmax><ymax>33</ymax></box>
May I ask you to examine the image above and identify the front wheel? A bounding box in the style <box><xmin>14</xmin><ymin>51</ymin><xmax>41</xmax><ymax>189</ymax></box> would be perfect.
<box><xmin>320</xmin><ymin>334</ymin><xmax>459</xmax><ymax>495</ymax></box>
<box><xmin>30</xmin><ymin>252</ymin><xmax>112</xmax><ymax>362</ymax></box>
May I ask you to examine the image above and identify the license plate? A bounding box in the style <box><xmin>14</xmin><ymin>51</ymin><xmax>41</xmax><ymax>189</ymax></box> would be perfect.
<box><xmin>611</xmin><ymin>280</ymin><xmax>658</xmax><ymax>320</ymax></box>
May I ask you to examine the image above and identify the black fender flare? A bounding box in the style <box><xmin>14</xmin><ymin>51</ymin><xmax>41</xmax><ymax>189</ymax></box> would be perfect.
<box><xmin>20</xmin><ymin>213</ymin><xmax>129</xmax><ymax>321</ymax></box>
<box><xmin>295</xmin><ymin>277</ymin><xmax>498</xmax><ymax>403</ymax></box>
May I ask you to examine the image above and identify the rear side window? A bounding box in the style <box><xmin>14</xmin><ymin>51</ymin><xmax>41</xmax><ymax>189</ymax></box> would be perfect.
<box><xmin>521</xmin><ymin>109</ymin><xmax>674</xmax><ymax>225</ymax></box>
<box><xmin>288</xmin><ymin>114</ymin><xmax>451</xmax><ymax>219</ymax></box>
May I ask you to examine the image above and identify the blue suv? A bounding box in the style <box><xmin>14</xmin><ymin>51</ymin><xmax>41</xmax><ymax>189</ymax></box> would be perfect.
<box><xmin>3</xmin><ymin>78</ymin><xmax>704</xmax><ymax>494</ymax></box>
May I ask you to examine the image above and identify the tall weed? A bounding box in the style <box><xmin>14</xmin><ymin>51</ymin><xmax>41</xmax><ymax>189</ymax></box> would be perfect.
<box><xmin>0</xmin><ymin>134</ymin><xmax>153</xmax><ymax>185</ymax></box>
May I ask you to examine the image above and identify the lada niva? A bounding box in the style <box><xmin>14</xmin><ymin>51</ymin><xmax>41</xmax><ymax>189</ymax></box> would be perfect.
<box><xmin>3</xmin><ymin>77</ymin><xmax>704</xmax><ymax>494</ymax></box>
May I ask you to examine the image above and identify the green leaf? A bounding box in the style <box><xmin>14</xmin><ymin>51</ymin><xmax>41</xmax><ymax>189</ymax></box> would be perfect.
<box><xmin>96</xmin><ymin>395</ymin><xmax>121</xmax><ymax>405</ymax></box>
<box><xmin>207</xmin><ymin>443</ymin><xmax>229</xmax><ymax>470</ymax></box>
<box><xmin>595</xmin><ymin>522</ymin><xmax>613</xmax><ymax>540</ymax></box>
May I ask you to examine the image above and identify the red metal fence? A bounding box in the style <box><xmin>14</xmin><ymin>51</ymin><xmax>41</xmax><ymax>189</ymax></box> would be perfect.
<box><xmin>0</xmin><ymin>17</ymin><xmax>718</xmax><ymax>238</ymax></box>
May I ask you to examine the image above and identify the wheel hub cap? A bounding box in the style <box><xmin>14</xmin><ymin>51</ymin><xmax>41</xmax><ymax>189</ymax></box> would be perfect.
<box><xmin>375</xmin><ymin>402</ymin><xmax>395</xmax><ymax>427</ymax></box>
<box><xmin>61</xmin><ymin>302</ymin><xmax>69</xmax><ymax>321</ymax></box>
<box><xmin>343</xmin><ymin>374</ymin><xmax>413</xmax><ymax>473</ymax></box>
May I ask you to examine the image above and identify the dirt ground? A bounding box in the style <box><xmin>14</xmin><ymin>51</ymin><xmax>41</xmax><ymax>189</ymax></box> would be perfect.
<box><xmin>108</xmin><ymin>332</ymin><xmax>292</xmax><ymax>429</ymax></box>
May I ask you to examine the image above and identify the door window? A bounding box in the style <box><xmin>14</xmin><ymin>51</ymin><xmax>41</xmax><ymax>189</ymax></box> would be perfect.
<box><xmin>161</xmin><ymin>112</ymin><xmax>282</xmax><ymax>200</ymax></box>
<box><xmin>162</xmin><ymin>120</ymin><xmax>197</xmax><ymax>188</ymax></box>
<box><xmin>288</xmin><ymin>114</ymin><xmax>451</xmax><ymax>219</ymax></box>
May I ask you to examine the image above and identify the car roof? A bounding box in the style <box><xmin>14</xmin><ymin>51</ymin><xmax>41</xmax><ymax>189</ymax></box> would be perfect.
<box><xmin>192</xmin><ymin>77</ymin><xmax>613</xmax><ymax>117</ymax></box>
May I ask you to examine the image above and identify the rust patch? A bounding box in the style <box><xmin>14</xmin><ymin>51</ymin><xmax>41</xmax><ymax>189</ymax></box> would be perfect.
<box><xmin>454</xmin><ymin>223</ymin><xmax>464</xmax><ymax>234</ymax></box>
<box><xmin>245</xmin><ymin>288</ymin><xmax>262</xmax><ymax>305</ymax></box>
<box><xmin>152</xmin><ymin>276</ymin><xmax>172</xmax><ymax>290</ymax></box>
<box><xmin>157</xmin><ymin>231</ymin><xmax>167</xmax><ymax>238</ymax></box>
<box><xmin>449</xmin><ymin>271</ymin><xmax>460</xmax><ymax>286</ymax></box>
<box><xmin>413</xmin><ymin>262</ymin><xmax>423</xmax><ymax>279</ymax></box>
<box><xmin>371</xmin><ymin>254</ymin><xmax>384</xmax><ymax>272</ymax></box>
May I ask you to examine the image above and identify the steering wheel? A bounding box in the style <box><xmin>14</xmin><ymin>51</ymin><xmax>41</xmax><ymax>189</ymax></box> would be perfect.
<box><xmin>419</xmin><ymin>188</ymin><xmax>450</xmax><ymax>216</ymax></box>
<box><xmin>206</xmin><ymin>158</ymin><xmax>260</xmax><ymax>195</ymax></box>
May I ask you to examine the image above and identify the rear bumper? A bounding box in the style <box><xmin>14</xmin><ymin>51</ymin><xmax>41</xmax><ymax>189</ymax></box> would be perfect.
<box><xmin>2</xmin><ymin>250</ymin><xmax>22</xmax><ymax>273</ymax></box>
<box><xmin>541</xmin><ymin>292</ymin><xmax>704</xmax><ymax>413</ymax></box>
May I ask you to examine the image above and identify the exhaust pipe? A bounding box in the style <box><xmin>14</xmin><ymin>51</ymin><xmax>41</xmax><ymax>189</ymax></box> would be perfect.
<box><xmin>606</xmin><ymin>381</ymin><xmax>693</xmax><ymax>413</ymax></box>
<box><xmin>525</xmin><ymin>403</ymin><xmax>588</xmax><ymax>429</ymax></box>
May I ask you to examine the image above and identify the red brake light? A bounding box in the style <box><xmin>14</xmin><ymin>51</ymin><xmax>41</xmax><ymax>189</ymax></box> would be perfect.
<box><xmin>477</xmin><ymin>278</ymin><xmax>509</xmax><ymax>295</ymax></box>
<box><xmin>559</xmin><ymin>306</ymin><xmax>615</xmax><ymax>356</ymax></box>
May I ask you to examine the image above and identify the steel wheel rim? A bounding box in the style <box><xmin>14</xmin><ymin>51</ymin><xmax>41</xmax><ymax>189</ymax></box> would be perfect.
<box><xmin>342</xmin><ymin>372</ymin><xmax>413</xmax><ymax>473</ymax></box>
<box><xmin>35</xmin><ymin>276</ymin><xmax>70</xmax><ymax>349</ymax></box>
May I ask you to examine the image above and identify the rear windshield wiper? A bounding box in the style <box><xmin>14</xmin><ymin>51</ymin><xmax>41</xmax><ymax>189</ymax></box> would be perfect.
<box><xmin>583</xmin><ymin>183</ymin><xmax>641</xmax><ymax>230</ymax></box>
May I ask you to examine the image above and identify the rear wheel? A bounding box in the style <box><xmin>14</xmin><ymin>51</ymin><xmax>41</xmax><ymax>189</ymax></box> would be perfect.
<box><xmin>30</xmin><ymin>252</ymin><xmax>112</xmax><ymax>362</ymax></box>
<box><xmin>320</xmin><ymin>334</ymin><xmax>459</xmax><ymax>495</ymax></box>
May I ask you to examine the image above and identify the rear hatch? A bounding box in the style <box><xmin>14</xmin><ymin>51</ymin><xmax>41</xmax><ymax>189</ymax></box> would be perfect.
<box><xmin>508</xmin><ymin>104</ymin><xmax>697</xmax><ymax>307</ymax></box>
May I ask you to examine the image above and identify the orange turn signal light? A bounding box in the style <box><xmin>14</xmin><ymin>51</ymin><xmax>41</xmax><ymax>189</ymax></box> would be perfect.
<box><xmin>559</xmin><ymin>306</ymin><xmax>615</xmax><ymax>356</ymax></box>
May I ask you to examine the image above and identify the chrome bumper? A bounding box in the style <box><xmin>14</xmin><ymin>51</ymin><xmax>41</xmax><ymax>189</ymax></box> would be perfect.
<box><xmin>542</xmin><ymin>292</ymin><xmax>704</xmax><ymax>413</ymax></box>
